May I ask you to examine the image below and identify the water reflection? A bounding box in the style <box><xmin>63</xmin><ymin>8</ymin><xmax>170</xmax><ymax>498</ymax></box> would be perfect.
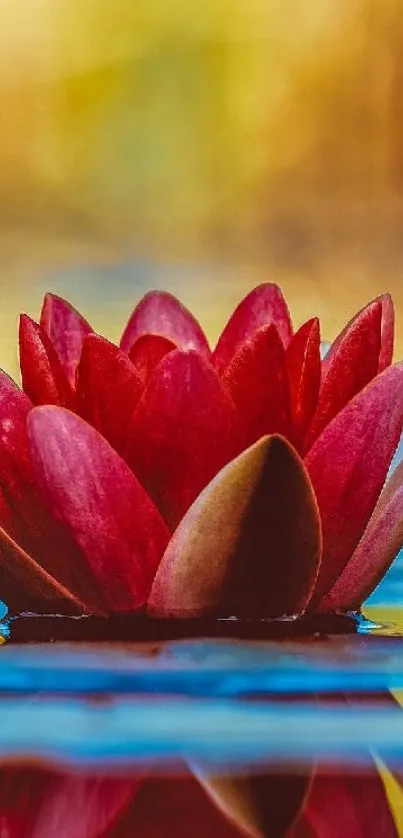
<box><xmin>0</xmin><ymin>584</ymin><xmax>403</xmax><ymax>833</ymax></box>
<box><xmin>0</xmin><ymin>695</ymin><xmax>399</xmax><ymax>835</ymax></box>
<box><xmin>0</xmin><ymin>629</ymin><xmax>401</xmax><ymax>833</ymax></box>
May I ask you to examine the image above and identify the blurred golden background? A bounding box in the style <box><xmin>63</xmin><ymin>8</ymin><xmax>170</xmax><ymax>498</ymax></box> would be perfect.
<box><xmin>0</xmin><ymin>0</ymin><xmax>403</xmax><ymax>374</ymax></box>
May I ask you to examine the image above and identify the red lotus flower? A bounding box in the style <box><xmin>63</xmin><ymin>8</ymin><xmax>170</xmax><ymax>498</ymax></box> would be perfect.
<box><xmin>0</xmin><ymin>283</ymin><xmax>402</xmax><ymax>618</ymax></box>
<box><xmin>0</xmin><ymin>692</ymin><xmax>400</xmax><ymax>836</ymax></box>
<box><xmin>0</xmin><ymin>755</ymin><xmax>397</xmax><ymax>837</ymax></box>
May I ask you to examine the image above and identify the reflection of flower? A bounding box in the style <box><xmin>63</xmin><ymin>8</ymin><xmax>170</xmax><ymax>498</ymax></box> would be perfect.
<box><xmin>0</xmin><ymin>284</ymin><xmax>402</xmax><ymax>618</ymax></box>
<box><xmin>0</xmin><ymin>757</ymin><xmax>397</xmax><ymax>837</ymax></box>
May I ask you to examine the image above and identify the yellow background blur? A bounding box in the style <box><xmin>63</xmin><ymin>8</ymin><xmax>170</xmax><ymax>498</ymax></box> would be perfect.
<box><xmin>0</xmin><ymin>0</ymin><xmax>403</xmax><ymax>374</ymax></box>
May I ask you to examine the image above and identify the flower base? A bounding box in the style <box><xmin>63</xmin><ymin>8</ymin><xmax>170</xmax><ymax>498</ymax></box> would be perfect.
<box><xmin>0</xmin><ymin>610</ymin><xmax>369</xmax><ymax>643</ymax></box>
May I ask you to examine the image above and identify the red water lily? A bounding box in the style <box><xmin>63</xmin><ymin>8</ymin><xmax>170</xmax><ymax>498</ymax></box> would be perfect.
<box><xmin>0</xmin><ymin>756</ymin><xmax>397</xmax><ymax>837</ymax></box>
<box><xmin>0</xmin><ymin>283</ymin><xmax>401</xmax><ymax>618</ymax></box>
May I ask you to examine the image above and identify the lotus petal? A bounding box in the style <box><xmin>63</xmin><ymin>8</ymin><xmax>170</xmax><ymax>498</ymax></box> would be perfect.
<box><xmin>292</xmin><ymin>765</ymin><xmax>398</xmax><ymax>838</ymax></box>
<box><xmin>19</xmin><ymin>315</ymin><xmax>75</xmax><ymax>408</ymax></box>
<box><xmin>193</xmin><ymin>769</ymin><xmax>312</xmax><ymax>838</ymax></box>
<box><xmin>128</xmin><ymin>349</ymin><xmax>240</xmax><ymax>529</ymax></box>
<box><xmin>0</xmin><ymin>524</ymin><xmax>87</xmax><ymax>615</ymax></box>
<box><xmin>379</xmin><ymin>293</ymin><xmax>395</xmax><ymax>372</ymax></box>
<box><xmin>322</xmin><ymin>294</ymin><xmax>394</xmax><ymax>377</ymax></box>
<box><xmin>212</xmin><ymin>284</ymin><xmax>293</xmax><ymax>374</ymax></box>
<box><xmin>120</xmin><ymin>290</ymin><xmax>210</xmax><ymax>357</ymax></box>
<box><xmin>305</xmin><ymin>362</ymin><xmax>403</xmax><ymax>606</ymax></box>
<box><xmin>321</xmin><ymin>457</ymin><xmax>403</xmax><ymax>611</ymax></box>
<box><xmin>0</xmin><ymin>371</ymin><xmax>93</xmax><ymax>603</ymax></box>
<box><xmin>148</xmin><ymin>436</ymin><xmax>321</xmax><ymax>618</ymax></box>
<box><xmin>31</xmin><ymin>774</ymin><xmax>139</xmax><ymax>838</ymax></box>
<box><xmin>1</xmin><ymin>466</ymin><xmax>100</xmax><ymax>610</ymax></box>
<box><xmin>128</xmin><ymin>334</ymin><xmax>177</xmax><ymax>383</ymax></box>
<box><xmin>222</xmin><ymin>324</ymin><xmax>291</xmax><ymax>447</ymax></box>
<box><xmin>76</xmin><ymin>335</ymin><xmax>143</xmax><ymax>459</ymax></box>
<box><xmin>286</xmin><ymin>318</ymin><xmax>321</xmax><ymax>448</ymax></box>
<box><xmin>40</xmin><ymin>293</ymin><xmax>93</xmax><ymax>385</ymax></box>
<box><xmin>0</xmin><ymin>768</ymin><xmax>139</xmax><ymax>838</ymax></box>
<box><xmin>304</xmin><ymin>300</ymin><xmax>382</xmax><ymax>452</ymax></box>
<box><xmin>28</xmin><ymin>407</ymin><xmax>170</xmax><ymax>612</ymax></box>
<box><xmin>0</xmin><ymin>368</ymin><xmax>32</xmax><ymax>456</ymax></box>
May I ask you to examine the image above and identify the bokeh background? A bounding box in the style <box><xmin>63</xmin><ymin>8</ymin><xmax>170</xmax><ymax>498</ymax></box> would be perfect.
<box><xmin>0</xmin><ymin>0</ymin><xmax>403</xmax><ymax>374</ymax></box>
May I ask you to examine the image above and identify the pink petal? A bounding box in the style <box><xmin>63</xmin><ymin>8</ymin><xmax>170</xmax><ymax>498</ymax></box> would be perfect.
<box><xmin>303</xmin><ymin>300</ymin><xmax>382</xmax><ymax>452</ymax></box>
<box><xmin>128</xmin><ymin>334</ymin><xmax>177</xmax><ymax>383</ymax></box>
<box><xmin>379</xmin><ymin>293</ymin><xmax>395</xmax><ymax>372</ymax></box>
<box><xmin>28</xmin><ymin>406</ymin><xmax>171</xmax><ymax>612</ymax></box>
<box><xmin>305</xmin><ymin>362</ymin><xmax>403</xmax><ymax>607</ymax></box>
<box><xmin>193</xmin><ymin>770</ymin><xmax>312</xmax><ymax>838</ymax></box>
<box><xmin>3</xmin><ymin>474</ymin><xmax>102</xmax><ymax>613</ymax></box>
<box><xmin>0</xmin><ymin>768</ymin><xmax>139</xmax><ymax>838</ymax></box>
<box><xmin>31</xmin><ymin>774</ymin><xmax>139</xmax><ymax>838</ymax></box>
<box><xmin>40</xmin><ymin>293</ymin><xmax>93</xmax><ymax>385</ymax></box>
<box><xmin>292</xmin><ymin>765</ymin><xmax>398</xmax><ymax>838</ymax></box>
<box><xmin>127</xmin><ymin>350</ymin><xmax>240</xmax><ymax>529</ymax></box>
<box><xmin>0</xmin><ymin>524</ymin><xmax>87</xmax><ymax>615</ymax></box>
<box><xmin>221</xmin><ymin>325</ymin><xmax>291</xmax><ymax>448</ymax></box>
<box><xmin>148</xmin><ymin>436</ymin><xmax>321</xmax><ymax>619</ymax></box>
<box><xmin>0</xmin><ymin>368</ymin><xmax>32</xmax><ymax>464</ymax></box>
<box><xmin>212</xmin><ymin>284</ymin><xmax>293</xmax><ymax>374</ymax></box>
<box><xmin>321</xmin><ymin>456</ymin><xmax>403</xmax><ymax>611</ymax></box>
<box><xmin>286</xmin><ymin>319</ymin><xmax>321</xmax><ymax>449</ymax></box>
<box><xmin>0</xmin><ymin>371</ymin><xmax>95</xmax><ymax>607</ymax></box>
<box><xmin>120</xmin><ymin>290</ymin><xmax>210</xmax><ymax>358</ymax></box>
<box><xmin>76</xmin><ymin>335</ymin><xmax>143</xmax><ymax>459</ymax></box>
<box><xmin>323</xmin><ymin>294</ymin><xmax>394</xmax><ymax>377</ymax></box>
<box><xmin>19</xmin><ymin>315</ymin><xmax>75</xmax><ymax>408</ymax></box>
